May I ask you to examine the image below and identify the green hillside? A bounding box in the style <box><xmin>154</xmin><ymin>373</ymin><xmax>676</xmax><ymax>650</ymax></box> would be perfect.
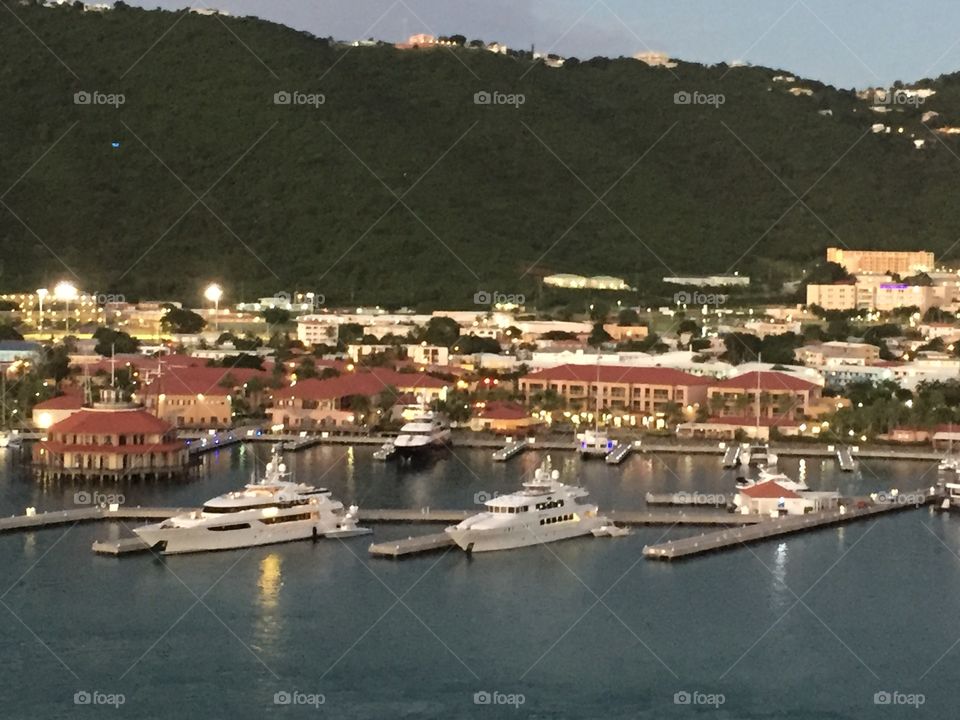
<box><xmin>3</xmin><ymin>2</ymin><xmax>960</xmax><ymax>308</ymax></box>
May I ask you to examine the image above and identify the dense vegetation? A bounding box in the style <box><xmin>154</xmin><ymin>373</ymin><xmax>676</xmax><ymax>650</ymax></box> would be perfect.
<box><xmin>6</xmin><ymin>3</ymin><xmax>960</xmax><ymax>308</ymax></box>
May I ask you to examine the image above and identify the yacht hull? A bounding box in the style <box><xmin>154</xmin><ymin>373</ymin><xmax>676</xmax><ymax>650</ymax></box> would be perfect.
<box><xmin>446</xmin><ymin>517</ymin><xmax>603</xmax><ymax>553</ymax></box>
<box><xmin>134</xmin><ymin>518</ymin><xmax>342</xmax><ymax>555</ymax></box>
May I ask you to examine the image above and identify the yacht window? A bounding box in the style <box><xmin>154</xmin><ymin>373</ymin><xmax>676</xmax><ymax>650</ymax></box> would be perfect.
<box><xmin>260</xmin><ymin>512</ymin><xmax>313</xmax><ymax>525</ymax></box>
<box><xmin>208</xmin><ymin>523</ymin><xmax>251</xmax><ymax>531</ymax></box>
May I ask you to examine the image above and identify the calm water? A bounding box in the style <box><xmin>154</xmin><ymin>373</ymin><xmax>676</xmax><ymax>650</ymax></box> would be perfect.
<box><xmin>0</xmin><ymin>444</ymin><xmax>957</xmax><ymax>719</ymax></box>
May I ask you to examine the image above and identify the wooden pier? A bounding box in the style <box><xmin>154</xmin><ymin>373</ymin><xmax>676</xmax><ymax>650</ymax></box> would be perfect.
<box><xmin>92</xmin><ymin>537</ymin><xmax>154</xmax><ymax>556</ymax></box>
<box><xmin>643</xmin><ymin>493</ymin><xmax>935</xmax><ymax>560</ymax></box>
<box><xmin>0</xmin><ymin>506</ymin><xmax>191</xmax><ymax>533</ymax></box>
<box><xmin>836</xmin><ymin>446</ymin><xmax>857</xmax><ymax>472</ymax></box>
<box><xmin>368</xmin><ymin>532</ymin><xmax>455</xmax><ymax>558</ymax></box>
<box><xmin>645</xmin><ymin>491</ymin><xmax>730</xmax><ymax>507</ymax></box>
<box><xmin>722</xmin><ymin>444</ymin><xmax>741</xmax><ymax>468</ymax></box>
<box><xmin>492</xmin><ymin>439</ymin><xmax>530</xmax><ymax>462</ymax></box>
<box><xmin>605</xmin><ymin>442</ymin><xmax>636</xmax><ymax>465</ymax></box>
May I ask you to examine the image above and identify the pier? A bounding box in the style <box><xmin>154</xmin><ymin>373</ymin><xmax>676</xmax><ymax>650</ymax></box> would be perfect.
<box><xmin>492</xmin><ymin>439</ymin><xmax>530</xmax><ymax>462</ymax></box>
<box><xmin>605</xmin><ymin>442</ymin><xmax>636</xmax><ymax>465</ymax></box>
<box><xmin>836</xmin><ymin>446</ymin><xmax>857</xmax><ymax>472</ymax></box>
<box><xmin>92</xmin><ymin>537</ymin><xmax>153</xmax><ymax>556</ymax></box>
<box><xmin>0</xmin><ymin>506</ymin><xmax>191</xmax><ymax>533</ymax></box>
<box><xmin>369</xmin><ymin>533</ymin><xmax>455</xmax><ymax>558</ymax></box>
<box><xmin>645</xmin><ymin>491</ymin><xmax>730</xmax><ymax>507</ymax></box>
<box><xmin>722</xmin><ymin>444</ymin><xmax>741</xmax><ymax>468</ymax></box>
<box><xmin>643</xmin><ymin>492</ymin><xmax>935</xmax><ymax>560</ymax></box>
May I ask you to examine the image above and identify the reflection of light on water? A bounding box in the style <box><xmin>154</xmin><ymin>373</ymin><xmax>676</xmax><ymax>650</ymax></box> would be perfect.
<box><xmin>258</xmin><ymin>553</ymin><xmax>282</xmax><ymax>611</ymax></box>
<box><xmin>798</xmin><ymin>459</ymin><xmax>807</xmax><ymax>482</ymax></box>
<box><xmin>254</xmin><ymin>553</ymin><xmax>283</xmax><ymax>655</ymax></box>
<box><xmin>772</xmin><ymin>542</ymin><xmax>789</xmax><ymax>605</ymax></box>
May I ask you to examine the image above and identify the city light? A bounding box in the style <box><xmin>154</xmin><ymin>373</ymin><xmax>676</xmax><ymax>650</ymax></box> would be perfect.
<box><xmin>204</xmin><ymin>283</ymin><xmax>223</xmax><ymax>330</ymax></box>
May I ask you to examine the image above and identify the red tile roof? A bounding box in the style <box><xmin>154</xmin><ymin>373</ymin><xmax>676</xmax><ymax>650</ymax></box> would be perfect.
<box><xmin>140</xmin><ymin>366</ymin><xmax>268</xmax><ymax>397</ymax></box>
<box><xmin>711</xmin><ymin>371</ymin><xmax>817</xmax><ymax>392</ymax></box>
<box><xmin>274</xmin><ymin>369</ymin><xmax>448</xmax><ymax>401</ymax></box>
<box><xmin>739</xmin><ymin>481</ymin><xmax>801</xmax><ymax>500</ymax></box>
<box><xmin>47</xmin><ymin>408</ymin><xmax>173</xmax><ymax>434</ymax></box>
<box><xmin>475</xmin><ymin>402</ymin><xmax>529</xmax><ymax>420</ymax></box>
<box><xmin>34</xmin><ymin>393</ymin><xmax>85</xmax><ymax>411</ymax></box>
<box><xmin>523</xmin><ymin>364</ymin><xmax>707</xmax><ymax>386</ymax></box>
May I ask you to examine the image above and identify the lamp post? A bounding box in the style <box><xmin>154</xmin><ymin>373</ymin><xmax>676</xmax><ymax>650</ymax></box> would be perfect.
<box><xmin>35</xmin><ymin>288</ymin><xmax>48</xmax><ymax>332</ymax></box>
<box><xmin>204</xmin><ymin>283</ymin><xmax>223</xmax><ymax>332</ymax></box>
<box><xmin>53</xmin><ymin>281</ymin><xmax>77</xmax><ymax>333</ymax></box>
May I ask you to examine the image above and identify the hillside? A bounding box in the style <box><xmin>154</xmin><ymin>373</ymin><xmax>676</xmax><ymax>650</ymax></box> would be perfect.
<box><xmin>4</xmin><ymin>3</ymin><xmax>960</xmax><ymax>308</ymax></box>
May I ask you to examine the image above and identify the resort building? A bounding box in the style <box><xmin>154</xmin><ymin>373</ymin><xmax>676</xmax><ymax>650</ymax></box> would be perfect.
<box><xmin>32</xmin><ymin>394</ymin><xmax>188</xmax><ymax>480</ymax></box>
<box><xmin>543</xmin><ymin>274</ymin><xmax>633</xmax><ymax>291</ymax></box>
<box><xmin>826</xmin><ymin>248</ymin><xmax>934</xmax><ymax>275</ymax></box>
<box><xmin>267</xmin><ymin>369</ymin><xmax>449</xmax><ymax>430</ymax></box>
<box><xmin>32</xmin><ymin>392</ymin><xmax>84</xmax><ymax>430</ymax></box>
<box><xmin>705</xmin><ymin>371</ymin><xmax>822</xmax><ymax>421</ymax></box>
<box><xmin>518</xmin><ymin>364</ymin><xmax>708</xmax><ymax>416</ymax></box>
<box><xmin>794</xmin><ymin>341</ymin><xmax>881</xmax><ymax>367</ymax></box>
<box><xmin>468</xmin><ymin>402</ymin><xmax>542</xmax><ymax>435</ymax></box>
<box><xmin>662</xmin><ymin>274</ymin><xmax>750</xmax><ymax>287</ymax></box>
<box><xmin>136</xmin><ymin>366</ymin><xmax>268</xmax><ymax>429</ymax></box>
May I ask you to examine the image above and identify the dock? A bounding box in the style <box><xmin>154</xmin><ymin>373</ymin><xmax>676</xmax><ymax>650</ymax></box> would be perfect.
<box><xmin>492</xmin><ymin>439</ymin><xmax>530</xmax><ymax>462</ymax></box>
<box><xmin>643</xmin><ymin>492</ymin><xmax>935</xmax><ymax>560</ymax></box>
<box><xmin>368</xmin><ymin>532</ymin><xmax>455</xmax><ymax>558</ymax></box>
<box><xmin>92</xmin><ymin>537</ymin><xmax>154</xmax><ymax>556</ymax></box>
<box><xmin>837</xmin><ymin>446</ymin><xmax>857</xmax><ymax>472</ymax></box>
<box><xmin>0</xmin><ymin>506</ymin><xmax>190</xmax><ymax>533</ymax></box>
<box><xmin>645</xmin><ymin>491</ymin><xmax>730</xmax><ymax>507</ymax></box>
<box><xmin>722</xmin><ymin>444</ymin><xmax>741</xmax><ymax>468</ymax></box>
<box><xmin>605</xmin><ymin>442</ymin><xmax>636</xmax><ymax>465</ymax></box>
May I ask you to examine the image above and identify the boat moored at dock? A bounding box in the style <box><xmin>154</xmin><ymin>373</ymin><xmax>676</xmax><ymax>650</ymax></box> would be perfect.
<box><xmin>445</xmin><ymin>456</ymin><xmax>607</xmax><ymax>552</ymax></box>
<box><xmin>394</xmin><ymin>409</ymin><xmax>451</xmax><ymax>460</ymax></box>
<box><xmin>133</xmin><ymin>444</ymin><xmax>368</xmax><ymax>554</ymax></box>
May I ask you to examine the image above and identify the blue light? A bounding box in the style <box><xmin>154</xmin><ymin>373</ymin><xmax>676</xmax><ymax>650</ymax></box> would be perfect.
<box><xmin>111</xmin><ymin>141</ymin><xmax>121</xmax><ymax>148</ymax></box>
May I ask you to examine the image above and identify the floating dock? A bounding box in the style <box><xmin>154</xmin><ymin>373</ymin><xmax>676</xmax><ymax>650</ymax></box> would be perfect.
<box><xmin>643</xmin><ymin>493</ymin><xmax>934</xmax><ymax>560</ymax></box>
<box><xmin>492</xmin><ymin>439</ymin><xmax>530</xmax><ymax>462</ymax></box>
<box><xmin>837</xmin><ymin>447</ymin><xmax>857</xmax><ymax>472</ymax></box>
<box><xmin>722</xmin><ymin>445</ymin><xmax>741</xmax><ymax>468</ymax></box>
<box><xmin>92</xmin><ymin>537</ymin><xmax>154</xmax><ymax>556</ymax></box>
<box><xmin>645</xmin><ymin>492</ymin><xmax>730</xmax><ymax>507</ymax></box>
<box><xmin>605</xmin><ymin>442</ymin><xmax>636</xmax><ymax>465</ymax></box>
<box><xmin>0</xmin><ymin>507</ymin><xmax>191</xmax><ymax>533</ymax></box>
<box><xmin>368</xmin><ymin>532</ymin><xmax>455</xmax><ymax>558</ymax></box>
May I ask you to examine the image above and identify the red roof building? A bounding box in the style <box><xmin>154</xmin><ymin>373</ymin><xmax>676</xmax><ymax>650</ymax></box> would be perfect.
<box><xmin>33</xmin><ymin>404</ymin><xmax>188</xmax><ymax>480</ymax></box>
<box><xmin>738</xmin><ymin>481</ymin><xmax>801</xmax><ymax>500</ymax></box>
<box><xmin>468</xmin><ymin>401</ymin><xmax>542</xmax><ymax>435</ymax></box>
<box><xmin>267</xmin><ymin>369</ymin><xmax>450</xmax><ymax>430</ymax></box>
<box><xmin>32</xmin><ymin>390</ymin><xmax>85</xmax><ymax>430</ymax></box>
<box><xmin>518</xmin><ymin>364</ymin><xmax>708</xmax><ymax>416</ymax></box>
<box><xmin>707</xmin><ymin>371</ymin><xmax>822</xmax><ymax>422</ymax></box>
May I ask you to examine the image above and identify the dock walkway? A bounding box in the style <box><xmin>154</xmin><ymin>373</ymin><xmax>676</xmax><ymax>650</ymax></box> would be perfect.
<box><xmin>643</xmin><ymin>493</ymin><xmax>934</xmax><ymax>560</ymax></box>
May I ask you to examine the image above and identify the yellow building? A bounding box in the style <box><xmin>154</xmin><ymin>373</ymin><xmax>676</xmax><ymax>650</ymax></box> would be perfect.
<box><xmin>826</xmin><ymin>248</ymin><xmax>934</xmax><ymax>275</ymax></box>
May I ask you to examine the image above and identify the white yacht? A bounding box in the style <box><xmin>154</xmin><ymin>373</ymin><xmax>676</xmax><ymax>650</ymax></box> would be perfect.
<box><xmin>445</xmin><ymin>457</ymin><xmax>607</xmax><ymax>552</ymax></box>
<box><xmin>133</xmin><ymin>445</ymin><xmax>369</xmax><ymax>554</ymax></box>
<box><xmin>736</xmin><ymin>467</ymin><xmax>809</xmax><ymax>493</ymax></box>
<box><xmin>941</xmin><ymin>482</ymin><xmax>960</xmax><ymax>511</ymax></box>
<box><xmin>394</xmin><ymin>409</ymin><xmax>451</xmax><ymax>460</ymax></box>
<box><xmin>577</xmin><ymin>428</ymin><xmax>613</xmax><ymax>459</ymax></box>
<box><xmin>740</xmin><ymin>441</ymin><xmax>776</xmax><ymax>468</ymax></box>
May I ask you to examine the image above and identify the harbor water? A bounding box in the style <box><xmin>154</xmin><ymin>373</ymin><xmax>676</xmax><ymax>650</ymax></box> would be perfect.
<box><xmin>0</xmin><ymin>444</ymin><xmax>956</xmax><ymax>718</ymax></box>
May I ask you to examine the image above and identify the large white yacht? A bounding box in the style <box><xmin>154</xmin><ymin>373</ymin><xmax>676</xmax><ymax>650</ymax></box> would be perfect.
<box><xmin>445</xmin><ymin>457</ymin><xmax>607</xmax><ymax>552</ymax></box>
<box><xmin>394</xmin><ymin>408</ymin><xmax>451</xmax><ymax>460</ymax></box>
<box><xmin>134</xmin><ymin>445</ymin><xmax>369</xmax><ymax>554</ymax></box>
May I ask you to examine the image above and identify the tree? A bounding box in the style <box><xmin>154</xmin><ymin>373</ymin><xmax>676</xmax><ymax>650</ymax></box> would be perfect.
<box><xmin>588</xmin><ymin>322</ymin><xmax>612</xmax><ymax>347</ymax></box>
<box><xmin>161</xmin><ymin>306</ymin><xmax>206</xmax><ymax>334</ymax></box>
<box><xmin>452</xmin><ymin>335</ymin><xmax>500</xmax><ymax>354</ymax></box>
<box><xmin>261</xmin><ymin>308</ymin><xmax>292</xmax><ymax>326</ymax></box>
<box><xmin>617</xmin><ymin>308</ymin><xmax>640</xmax><ymax>325</ymax></box>
<box><xmin>93</xmin><ymin>327</ymin><xmax>139</xmax><ymax>355</ymax></box>
<box><xmin>422</xmin><ymin>317</ymin><xmax>460</xmax><ymax>347</ymax></box>
<box><xmin>39</xmin><ymin>344</ymin><xmax>71</xmax><ymax>383</ymax></box>
<box><xmin>0</xmin><ymin>324</ymin><xmax>23</xmax><ymax>341</ymax></box>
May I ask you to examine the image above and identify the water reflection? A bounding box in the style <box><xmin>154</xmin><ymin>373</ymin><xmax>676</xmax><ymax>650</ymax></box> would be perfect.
<box><xmin>258</xmin><ymin>552</ymin><xmax>282</xmax><ymax>611</ymax></box>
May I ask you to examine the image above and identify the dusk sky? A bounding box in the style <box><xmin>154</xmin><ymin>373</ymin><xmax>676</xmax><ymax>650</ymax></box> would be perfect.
<box><xmin>126</xmin><ymin>0</ymin><xmax>960</xmax><ymax>89</ymax></box>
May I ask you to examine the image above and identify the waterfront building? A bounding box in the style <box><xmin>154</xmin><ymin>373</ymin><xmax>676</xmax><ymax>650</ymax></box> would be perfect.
<box><xmin>136</xmin><ymin>366</ymin><xmax>268</xmax><ymax>428</ymax></box>
<box><xmin>706</xmin><ymin>371</ymin><xmax>821</xmax><ymax>421</ymax></box>
<box><xmin>267</xmin><ymin>369</ymin><xmax>449</xmax><ymax>430</ymax></box>
<box><xmin>468</xmin><ymin>402</ymin><xmax>542</xmax><ymax>435</ymax></box>
<box><xmin>734</xmin><ymin>481</ymin><xmax>840</xmax><ymax>516</ymax></box>
<box><xmin>32</xmin><ymin>393</ymin><xmax>188</xmax><ymax>480</ymax></box>
<box><xmin>826</xmin><ymin>247</ymin><xmax>934</xmax><ymax>275</ymax></box>
<box><xmin>518</xmin><ymin>364</ymin><xmax>708</xmax><ymax>416</ymax></box>
<box><xmin>31</xmin><ymin>392</ymin><xmax>84</xmax><ymax>429</ymax></box>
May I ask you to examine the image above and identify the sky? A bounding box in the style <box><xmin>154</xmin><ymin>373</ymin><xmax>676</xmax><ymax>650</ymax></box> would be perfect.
<box><xmin>126</xmin><ymin>0</ymin><xmax>960</xmax><ymax>89</ymax></box>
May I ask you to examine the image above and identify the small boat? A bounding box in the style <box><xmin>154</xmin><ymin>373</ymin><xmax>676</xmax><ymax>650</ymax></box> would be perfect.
<box><xmin>591</xmin><ymin>523</ymin><xmax>631</xmax><ymax>537</ymax></box>
<box><xmin>939</xmin><ymin>458</ymin><xmax>958</xmax><ymax>473</ymax></box>
<box><xmin>373</xmin><ymin>441</ymin><xmax>395</xmax><ymax>461</ymax></box>
<box><xmin>941</xmin><ymin>482</ymin><xmax>960</xmax><ymax>511</ymax></box>
<box><xmin>323</xmin><ymin>505</ymin><xmax>373</xmax><ymax>538</ymax></box>
<box><xmin>577</xmin><ymin>428</ymin><xmax>614</xmax><ymax>459</ymax></box>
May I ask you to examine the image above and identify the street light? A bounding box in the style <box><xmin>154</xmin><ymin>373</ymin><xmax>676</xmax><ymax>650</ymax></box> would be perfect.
<box><xmin>35</xmin><ymin>288</ymin><xmax>48</xmax><ymax>332</ymax></box>
<box><xmin>204</xmin><ymin>283</ymin><xmax>223</xmax><ymax>331</ymax></box>
<box><xmin>53</xmin><ymin>281</ymin><xmax>77</xmax><ymax>333</ymax></box>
